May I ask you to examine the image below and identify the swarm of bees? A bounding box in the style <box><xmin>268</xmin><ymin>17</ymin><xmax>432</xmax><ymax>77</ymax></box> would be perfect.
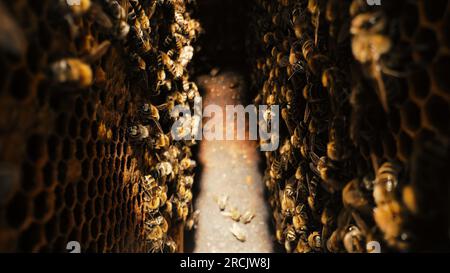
<box><xmin>247</xmin><ymin>0</ymin><xmax>450</xmax><ymax>253</ymax></box>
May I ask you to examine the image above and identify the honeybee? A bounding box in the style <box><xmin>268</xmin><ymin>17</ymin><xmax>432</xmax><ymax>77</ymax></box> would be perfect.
<box><xmin>127</xmin><ymin>124</ymin><xmax>150</xmax><ymax>142</ymax></box>
<box><xmin>342</xmin><ymin>225</ymin><xmax>364</xmax><ymax>253</ymax></box>
<box><xmin>104</xmin><ymin>0</ymin><xmax>130</xmax><ymax>39</ymax></box>
<box><xmin>292</xmin><ymin>205</ymin><xmax>309</xmax><ymax>233</ymax></box>
<box><xmin>308</xmin><ymin>231</ymin><xmax>322</xmax><ymax>251</ymax></box>
<box><xmin>155</xmin><ymin>161</ymin><xmax>174</xmax><ymax>178</ymax></box>
<box><xmin>373</xmin><ymin>161</ymin><xmax>400</xmax><ymax>205</ymax></box>
<box><xmin>164</xmin><ymin>237</ymin><xmax>178</xmax><ymax>253</ymax></box>
<box><xmin>49</xmin><ymin>58</ymin><xmax>93</xmax><ymax>88</ymax></box>
<box><xmin>180</xmin><ymin>156</ymin><xmax>196</xmax><ymax>171</ymax></box>
<box><xmin>174</xmin><ymin>197</ymin><xmax>189</xmax><ymax>221</ymax></box>
<box><xmin>351</xmin><ymin>11</ymin><xmax>391</xmax><ymax>112</ymax></box>
<box><xmin>374</xmin><ymin>200</ymin><xmax>410</xmax><ymax>250</ymax></box>
<box><xmin>60</xmin><ymin>0</ymin><xmax>91</xmax><ymax>16</ymax></box>
<box><xmin>230</xmin><ymin>223</ymin><xmax>246</xmax><ymax>242</ymax></box>
<box><xmin>214</xmin><ymin>194</ymin><xmax>228</xmax><ymax>211</ymax></box>
<box><xmin>291</xmin><ymin>5</ymin><xmax>310</xmax><ymax>39</ymax></box>
<box><xmin>241</xmin><ymin>210</ymin><xmax>255</xmax><ymax>224</ymax></box>
<box><xmin>327</xmin><ymin>116</ymin><xmax>352</xmax><ymax>161</ymax></box>
<box><xmin>296</xmin><ymin>238</ymin><xmax>312</xmax><ymax>253</ymax></box>
<box><xmin>342</xmin><ymin>179</ymin><xmax>371</xmax><ymax>216</ymax></box>
<box><xmin>129</xmin><ymin>0</ymin><xmax>150</xmax><ymax>31</ymax></box>
<box><xmin>307</xmin><ymin>0</ymin><xmax>326</xmax><ymax>45</ymax></box>
<box><xmin>280</xmin><ymin>183</ymin><xmax>296</xmax><ymax>217</ymax></box>
<box><xmin>186</xmin><ymin>209</ymin><xmax>200</xmax><ymax>230</ymax></box>
<box><xmin>222</xmin><ymin>207</ymin><xmax>241</xmax><ymax>222</ymax></box>
<box><xmin>139</xmin><ymin>103</ymin><xmax>160</xmax><ymax>123</ymax></box>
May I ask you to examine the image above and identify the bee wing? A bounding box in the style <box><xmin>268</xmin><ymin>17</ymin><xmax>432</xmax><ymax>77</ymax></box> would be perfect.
<box><xmin>0</xmin><ymin>2</ymin><xmax>26</xmax><ymax>57</ymax></box>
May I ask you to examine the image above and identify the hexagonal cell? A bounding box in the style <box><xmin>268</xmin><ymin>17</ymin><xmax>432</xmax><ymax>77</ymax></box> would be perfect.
<box><xmin>18</xmin><ymin>222</ymin><xmax>42</xmax><ymax>252</ymax></box>
<box><xmin>408</xmin><ymin>67</ymin><xmax>431</xmax><ymax>100</ymax></box>
<box><xmin>424</xmin><ymin>95</ymin><xmax>450</xmax><ymax>136</ymax></box>
<box><xmin>58</xmin><ymin>208</ymin><xmax>74</xmax><ymax>235</ymax></box>
<box><xmin>420</xmin><ymin>0</ymin><xmax>448</xmax><ymax>23</ymax></box>
<box><xmin>444</xmin><ymin>14</ymin><xmax>450</xmax><ymax>47</ymax></box>
<box><xmin>42</xmin><ymin>161</ymin><xmax>56</xmax><ymax>188</ymax></box>
<box><xmin>79</xmin><ymin>119</ymin><xmax>90</xmax><ymax>139</ymax></box>
<box><xmin>74</xmin><ymin>97</ymin><xmax>85</xmax><ymax>118</ymax></box>
<box><xmin>62</xmin><ymin>138</ymin><xmax>74</xmax><ymax>160</ymax></box>
<box><xmin>21</xmin><ymin>161</ymin><xmax>39</xmax><ymax>193</ymax></box>
<box><xmin>44</xmin><ymin>217</ymin><xmax>60</xmax><ymax>246</ymax></box>
<box><xmin>68</xmin><ymin>116</ymin><xmax>79</xmax><ymax>139</ymax></box>
<box><xmin>33</xmin><ymin>190</ymin><xmax>54</xmax><ymax>222</ymax></box>
<box><xmin>75</xmin><ymin>180</ymin><xmax>89</xmax><ymax>205</ymax></box>
<box><xmin>413</xmin><ymin>28</ymin><xmax>439</xmax><ymax>63</ymax></box>
<box><xmin>26</xmin><ymin>133</ymin><xmax>46</xmax><ymax>162</ymax></box>
<box><xmin>75</xmin><ymin>139</ymin><xmax>85</xmax><ymax>160</ymax></box>
<box><xmin>382</xmin><ymin>132</ymin><xmax>397</xmax><ymax>159</ymax></box>
<box><xmin>57</xmin><ymin>160</ymin><xmax>68</xmax><ymax>186</ymax></box>
<box><xmin>432</xmin><ymin>55</ymin><xmax>450</xmax><ymax>96</ymax></box>
<box><xmin>387</xmin><ymin>108</ymin><xmax>401</xmax><ymax>134</ymax></box>
<box><xmin>401</xmin><ymin>2</ymin><xmax>420</xmax><ymax>39</ymax></box>
<box><xmin>81</xmin><ymin>222</ymin><xmax>91</xmax><ymax>245</ymax></box>
<box><xmin>400</xmin><ymin>100</ymin><xmax>422</xmax><ymax>134</ymax></box>
<box><xmin>5</xmin><ymin>191</ymin><xmax>30</xmax><ymax>229</ymax></box>
<box><xmin>397</xmin><ymin>130</ymin><xmax>413</xmax><ymax>161</ymax></box>
<box><xmin>73</xmin><ymin>202</ymin><xmax>85</xmax><ymax>226</ymax></box>
<box><xmin>90</xmin><ymin>217</ymin><xmax>101</xmax><ymax>239</ymax></box>
<box><xmin>63</xmin><ymin>183</ymin><xmax>77</xmax><ymax>210</ymax></box>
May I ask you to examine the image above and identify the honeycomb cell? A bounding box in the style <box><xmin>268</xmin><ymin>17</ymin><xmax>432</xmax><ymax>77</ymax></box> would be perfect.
<box><xmin>5</xmin><ymin>191</ymin><xmax>29</xmax><ymax>229</ymax></box>
<box><xmin>401</xmin><ymin>2</ymin><xmax>419</xmax><ymax>40</ymax></box>
<box><xmin>74</xmin><ymin>97</ymin><xmax>85</xmax><ymax>118</ymax></box>
<box><xmin>413</xmin><ymin>28</ymin><xmax>439</xmax><ymax>63</ymax></box>
<box><xmin>27</xmin><ymin>134</ymin><xmax>46</xmax><ymax>162</ymax></box>
<box><xmin>53</xmin><ymin>185</ymin><xmax>64</xmax><ymax>214</ymax></box>
<box><xmin>58</xmin><ymin>208</ymin><xmax>74</xmax><ymax>235</ymax></box>
<box><xmin>443</xmin><ymin>13</ymin><xmax>450</xmax><ymax>47</ymax></box>
<box><xmin>408</xmin><ymin>67</ymin><xmax>431</xmax><ymax>100</ymax></box>
<box><xmin>86</xmin><ymin>140</ymin><xmax>95</xmax><ymax>158</ymax></box>
<box><xmin>397</xmin><ymin>131</ymin><xmax>413</xmax><ymax>161</ymax></box>
<box><xmin>42</xmin><ymin>161</ymin><xmax>56</xmax><ymax>188</ymax></box>
<box><xmin>21</xmin><ymin>161</ymin><xmax>39</xmax><ymax>193</ymax></box>
<box><xmin>33</xmin><ymin>191</ymin><xmax>54</xmax><ymax>222</ymax></box>
<box><xmin>63</xmin><ymin>183</ymin><xmax>76</xmax><ymax>210</ymax></box>
<box><xmin>400</xmin><ymin>100</ymin><xmax>422</xmax><ymax>134</ymax></box>
<box><xmin>79</xmin><ymin>119</ymin><xmax>90</xmax><ymax>139</ymax></box>
<box><xmin>68</xmin><ymin>116</ymin><xmax>79</xmax><ymax>138</ymax></box>
<box><xmin>57</xmin><ymin>161</ymin><xmax>68</xmax><ymax>186</ymax></box>
<box><xmin>75</xmin><ymin>139</ymin><xmax>84</xmax><ymax>160</ymax></box>
<box><xmin>382</xmin><ymin>132</ymin><xmax>397</xmax><ymax>159</ymax></box>
<box><xmin>18</xmin><ymin>222</ymin><xmax>42</xmax><ymax>252</ymax></box>
<box><xmin>432</xmin><ymin>55</ymin><xmax>450</xmax><ymax>96</ymax></box>
<box><xmin>421</xmin><ymin>0</ymin><xmax>448</xmax><ymax>23</ymax></box>
<box><xmin>90</xmin><ymin>217</ymin><xmax>100</xmax><ymax>239</ymax></box>
<box><xmin>81</xmin><ymin>223</ymin><xmax>90</xmax><ymax>244</ymax></box>
<box><xmin>75</xmin><ymin>179</ymin><xmax>89</xmax><ymax>205</ymax></box>
<box><xmin>44</xmin><ymin>216</ymin><xmax>59</xmax><ymax>245</ymax></box>
<box><xmin>424</xmin><ymin>95</ymin><xmax>450</xmax><ymax>136</ymax></box>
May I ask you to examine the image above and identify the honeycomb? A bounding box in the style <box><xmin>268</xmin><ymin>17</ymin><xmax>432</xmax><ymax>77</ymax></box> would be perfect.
<box><xmin>246</xmin><ymin>0</ymin><xmax>450</xmax><ymax>252</ymax></box>
<box><xmin>0</xmin><ymin>0</ymin><xmax>201</xmax><ymax>252</ymax></box>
